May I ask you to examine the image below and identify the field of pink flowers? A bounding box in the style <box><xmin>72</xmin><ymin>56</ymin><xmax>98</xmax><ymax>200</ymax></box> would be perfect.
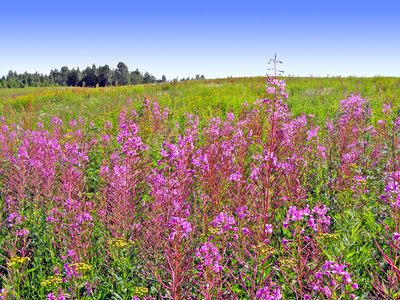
<box><xmin>0</xmin><ymin>74</ymin><xmax>400</xmax><ymax>299</ymax></box>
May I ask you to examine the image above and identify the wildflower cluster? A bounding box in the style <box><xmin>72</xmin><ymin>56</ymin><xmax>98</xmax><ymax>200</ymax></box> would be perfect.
<box><xmin>167</xmin><ymin>217</ymin><xmax>192</xmax><ymax>241</ymax></box>
<box><xmin>46</xmin><ymin>288</ymin><xmax>68</xmax><ymax>300</ymax></box>
<box><xmin>63</xmin><ymin>262</ymin><xmax>91</xmax><ymax>279</ymax></box>
<box><xmin>7</xmin><ymin>256</ymin><xmax>30</xmax><ymax>267</ymax></box>
<box><xmin>2</xmin><ymin>73</ymin><xmax>398</xmax><ymax>298</ymax></box>
<box><xmin>255</xmin><ymin>284</ymin><xmax>282</xmax><ymax>300</ymax></box>
<box><xmin>283</xmin><ymin>204</ymin><xmax>331</xmax><ymax>233</ymax></box>
<box><xmin>195</xmin><ymin>242</ymin><xmax>223</xmax><ymax>273</ymax></box>
<box><xmin>109</xmin><ymin>238</ymin><xmax>131</xmax><ymax>249</ymax></box>
<box><xmin>210</xmin><ymin>212</ymin><xmax>236</xmax><ymax>234</ymax></box>
<box><xmin>41</xmin><ymin>275</ymin><xmax>63</xmax><ymax>287</ymax></box>
<box><xmin>131</xmin><ymin>286</ymin><xmax>148</xmax><ymax>297</ymax></box>
<box><xmin>308</xmin><ymin>260</ymin><xmax>359</xmax><ymax>298</ymax></box>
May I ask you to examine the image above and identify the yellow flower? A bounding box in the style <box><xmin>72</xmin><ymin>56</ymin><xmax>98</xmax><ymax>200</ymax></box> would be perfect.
<box><xmin>316</xmin><ymin>232</ymin><xmax>339</xmax><ymax>241</ymax></box>
<box><xmin>8</xmin><ymin>256</ymin><xmax>30</xmax><ymax>267</ymax></box>
<box><xmin>71</xmin><ymin>262</ymin><xmax>92</xmax><ymax>272</ymax></box>
<box><xmin>41</xmin><ymin>275</ymin><xmax>63</xmax><ymax>286</ymax></box>
<box><xmin>253</xmin><ymin>243</ymin><xmax>278</xmax><ymax>255</ymax></box>
<box><xmin>109</xmin><ymin>238</ymin><xmax>131</xmax><ymax>249</ymax></box>
<box><xmin>209</xmin><ymin>227</ymin><xmax>220</xmax><ymax>235</ymax></box>
<box><xmin>132</xmin><ymin>286</ymin><xmax>148</xmax><ymax>296</ymax></box>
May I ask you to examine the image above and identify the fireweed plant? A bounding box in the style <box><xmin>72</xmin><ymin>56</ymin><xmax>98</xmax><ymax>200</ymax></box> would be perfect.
<box><xmin>0</xmin><ymin>65</ymin><xmax>399</xmax><ymax>299</ymax></box>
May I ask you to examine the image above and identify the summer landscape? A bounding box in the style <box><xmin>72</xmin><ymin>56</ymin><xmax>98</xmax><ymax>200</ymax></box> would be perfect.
<box><xmin>1</xmin><ymin>1</ymin><xmax>399</xmax><ymax>299</ymax></box>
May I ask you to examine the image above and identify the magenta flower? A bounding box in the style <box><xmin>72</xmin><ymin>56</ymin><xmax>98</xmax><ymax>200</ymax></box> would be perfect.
<box><xmin>210</xmin><ymin>212</ymin><xmax>236</xmax><ymax>233</ymax></box>
<box><xmin>46</xmin><ymin>293</ymin><xmax>56</xmax><ymax>300</ymax></box>
<box><xmin>242</xmin><ymin>227</ymin><xmax>250</xmax><ymax>235</ymax></box>
<box><xmin>265</xmin><ymin>224</ymin><xmax>273</xmax><ymax>235</ymax></box>
<box><xmin>196</xmin><ymin>242</ymin><xmax>223</xmax><ymax>274</ymax></box>
<box><xmin>226</xmin><ymin>112</ymin><xmax>235</xmax><ymax>121</ymax></box>
<box><xmin>168</xmin><ymin>217</ymin><xmax>192</xmax><ymax>240</ymax></box>
<box><xmin>255</xmin><ymin>285</ymin><xmax>282</xmax><ymax>300</ymax></box>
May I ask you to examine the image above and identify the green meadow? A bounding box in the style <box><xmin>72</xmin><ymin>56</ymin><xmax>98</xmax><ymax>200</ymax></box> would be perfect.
<box><xmin>1</xmin><ymin>76</ymin><xmax>399</xmax><ymax>129</ymax></box>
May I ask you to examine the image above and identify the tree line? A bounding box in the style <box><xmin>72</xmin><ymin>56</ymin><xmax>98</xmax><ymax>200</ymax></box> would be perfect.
<box><xmin>0</xmin><ymin>62</ymin><xmax>205</xmax><ymax>88</ymax></box>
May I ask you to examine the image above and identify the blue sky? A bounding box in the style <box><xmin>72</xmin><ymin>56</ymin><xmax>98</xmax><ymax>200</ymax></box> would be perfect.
<box><xmin>1</xmin><ymin>0</ymin><xmax>399</xmax><ymax>79</ymax></box>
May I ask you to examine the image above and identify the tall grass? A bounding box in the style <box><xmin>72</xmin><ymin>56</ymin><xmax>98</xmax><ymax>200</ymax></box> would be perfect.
<box><xmin>1</xmin><ymin>76</ymin><xmax>399</xmax><ymax>130</ymax></box>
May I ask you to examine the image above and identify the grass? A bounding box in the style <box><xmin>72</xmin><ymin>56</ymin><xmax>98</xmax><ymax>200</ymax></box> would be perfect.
<box><xmin>1</xmin><ymin>76</ymin><xmax>399</xmax><ymax>130</ymax></box>
<box><xmin>0</xmin><ymin>86</ymin><xmax>73</xmax><ymax>99</ymax></box>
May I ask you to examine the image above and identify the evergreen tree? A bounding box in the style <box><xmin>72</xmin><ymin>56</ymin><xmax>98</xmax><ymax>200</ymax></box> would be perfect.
<box><xmin>50</xmin><ymin>68</ymin><xmax>60</xmax><ymax>84</ymax></box>
<box><xmin>98</xmin><ymin>65</ymin><xmax>112</xmax><ymax>87</ymax></box>
<box><xmin>66</xmin><ymin>68</ymin><xmax>80</xmax><ymax>86</ymax></box>
<box><xmin>81</xmin><ymin>65</ymin><xmax>97</xmax><ymax>87</ymax></box>
<box><xmin>143</xmin><ymin>71</ymin><xmax>153</xmax><ymax>84</ymax></box>
<box><xmin>60</xmin><ymin>66</ymin><xmax>70</xmax><ymax>86</ymax></box>
<box><xmin>115</xmin><ymin>62</ymin><xmax>130</xmax><ymax>85</ymax></box>
<box><xmin>0</xmin><ymin>63</ymin><xmax>164</xmax><ymax>88</ymax></box>
<box><xmin>130</xmin><ymin>69</ymin><xmax>144</xmax><ymax>85</ymax></box>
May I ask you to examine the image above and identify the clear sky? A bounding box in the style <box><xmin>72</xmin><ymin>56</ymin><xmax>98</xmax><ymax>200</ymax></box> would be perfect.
<box><xmin>1</xmin><ymin>0</ymin><xmax>399</xmax><ymax>79</ymax></box>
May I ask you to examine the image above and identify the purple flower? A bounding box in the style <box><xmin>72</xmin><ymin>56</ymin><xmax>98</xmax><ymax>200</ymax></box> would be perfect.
<box><xmin>17</xmin><ymin>228</ymin><xmax>29</xmax><ymax>236</ymax></box>
<box><xmin>47</xmin><ymin>293</ymin><xmax>56</xmax><ymax>300</ymax></box>
<box><xmin>236</xmin><ymin>206</ymin><xmax>248</xmax><ymax>218</ymax></box>
<box><xmin>255</xmin><ymin>285</ymin><xmax>282</xmax><ymax>300</ymax></box>
<box><xmin>51</xmin><ymin>117</ymin><xmax>63</xmax><ymax>127</ymax></box>
<box><xmin>210</xmin><ymin>212</ymin><xmax>236</xmax><ymax>232</ymax></box>
<box><xmin>266</xmin><ymin>86</ymin><xmax>276</xmax><ymax>94</ymax></box>
<box><xmin>322</xmin><ymin>286</ymin><xmax>332</xmax><ymax>296</ymax></box>
<box><xmin>168</xmin><ymin>217</ymin><xmax>192</xmax><ymax>240</ymax></box>
<box><xmin>196</xmin><ymin>242</ymin><xmax>223</xmax><ymax>274</ymax></box>
<box><xmin>226</xmin><ymin>112</ymin><xmax>235</xmax><ymax>121</ymax></box>
<box><xmin>382</xmin><ymin>104</ymin><xmax>391</xmax><ymax>114</ymax></box>
<box><xmin>265</xmin><ymin>224</ymin><xmax>273</xmax><ymax>234</ymax></box>
<box><xmin>227</xmin><ymin>171</ymin><xmax>241</xmax><ymax>182</ymax></box>
<box><xmin>319</xmin><ymin>259</ymin><xmax>357</xmax><ymax>292</ymax></box>
<box><xmin>242</xmin><ymin>227</ymin><xmax>250</xmax><ymax>235</ymax></box>
<box><xmin>105</xmin><ymin>120</ymin><xmax>113</xmax><ymax>129</ymax></box>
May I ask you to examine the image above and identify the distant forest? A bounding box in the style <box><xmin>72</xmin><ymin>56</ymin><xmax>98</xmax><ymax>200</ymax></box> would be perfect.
<box><xmin>0</xmin><ymin>62</ymin><xmax>205</xmax><ymax>89</ymax></box>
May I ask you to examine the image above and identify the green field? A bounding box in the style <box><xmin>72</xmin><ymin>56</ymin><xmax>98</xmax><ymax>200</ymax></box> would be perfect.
<box><xmin>0</xmin><ymin>86</ymin><xmax>73</xmax><ymax>99</ymax></box>
<box><xmin>1</xmin><ymin>76</ymin><xmax>399</xmax><ymax>129</ymax></box>
<box><xmin>1</xmin><ymin>76</ymin><xmax>400</xmax><ymax>299</ymax></box>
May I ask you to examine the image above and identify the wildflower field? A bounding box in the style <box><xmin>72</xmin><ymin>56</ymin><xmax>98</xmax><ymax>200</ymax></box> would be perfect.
<box><xmin>1</xmin><ymin>73</ymin><xmax>400</xmax><ymax>299</ymax></box>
